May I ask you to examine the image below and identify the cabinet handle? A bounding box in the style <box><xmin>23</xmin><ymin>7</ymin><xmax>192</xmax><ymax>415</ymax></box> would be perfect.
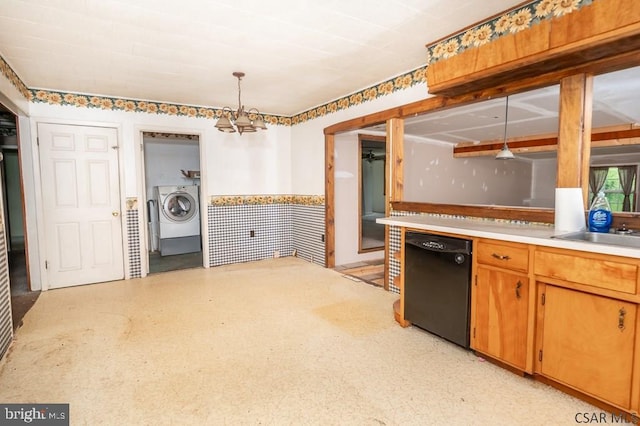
<box><xmin>491</xmin><ymin>253</ymin><xmax>511</xmax><ymax>261</ymax></box>
<box><xmin>619</xmin><ymin>308</ymin><xmax>626</xmax><ymax>331</ymax></box>
<box><xmin>515</xmin><ymin>281</ymin><xmax>522</xmax><ymax>299</ymax></box>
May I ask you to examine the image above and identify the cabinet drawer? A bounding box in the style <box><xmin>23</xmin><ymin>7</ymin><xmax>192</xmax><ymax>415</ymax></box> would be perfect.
<box><xmin>534</xmin><ymin>250</ymin><xmax>638</xmax><ymax>294</ymax></box>
<box><xmin>476</xmin><ymin>240</ymin><xmax>529</xmax><ymax>272</ymax></box>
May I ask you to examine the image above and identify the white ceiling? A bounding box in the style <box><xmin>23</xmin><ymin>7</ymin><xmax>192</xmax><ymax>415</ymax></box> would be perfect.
<box><xmin>1</xmin><ymin>0</ymin><xmax>638</xmax><ymax>150</ymax></box>
<box><xmin>0</xmin><ymin>0</ymin><xmax>521</xmax><ymax>116</ymax></box>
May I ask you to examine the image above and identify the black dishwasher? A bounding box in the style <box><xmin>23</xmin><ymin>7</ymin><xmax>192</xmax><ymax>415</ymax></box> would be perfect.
<box><xmin>404</xmin><ymin>232</ymin><xmax>472</xmax><ymax>348</ymax></box>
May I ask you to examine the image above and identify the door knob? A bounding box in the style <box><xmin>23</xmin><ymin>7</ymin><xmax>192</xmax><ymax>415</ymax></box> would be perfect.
<box><xmin>112</xmin><ymin>211</ymin><xmax>120</xmax><ymax>217</ymax></box>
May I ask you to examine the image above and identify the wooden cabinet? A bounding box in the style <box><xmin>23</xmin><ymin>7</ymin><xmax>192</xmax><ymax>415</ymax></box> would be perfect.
<box><xmin>472</xmin><ymin>239</ymin><xmax>533</xmax><ymax>372</ymax></box>
<box><xmin>535</xmin><ymin>246</ymin><xmax>640</xmax><ymax>412</ymax></box>
<box><xmin>535</xmin><ymin>248</ymin><xmax>638</xmax><ymax>294</ymax></box>
<box><xmin>476</xmin><ymin>240</ymin><xmax>529</xmax><ymax>273</ymax></box>
<box><xmin>538</xmin><ymin>284</ymin><xmax>637</xmax><ymax>410</ymax></box>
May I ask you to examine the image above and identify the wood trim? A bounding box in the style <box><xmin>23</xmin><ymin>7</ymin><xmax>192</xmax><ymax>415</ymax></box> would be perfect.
<box><xmin>392</xmin><ymin>201</ymin><xmax>556</xmax><ymax>224</ymax></box>
<box><xmin>526</xmin><ymin>245</ymin><xmax>536</xmax><ymax>373</ymax></box>
<box><xmin>388</xmin><ymin>118</ymin><xmax>404</xmax><ymax>202</ymax></box>
<box><xmin>324</xmin><ymin>134</ymin><xmax>335</xmax><ymax>268</ymax></box>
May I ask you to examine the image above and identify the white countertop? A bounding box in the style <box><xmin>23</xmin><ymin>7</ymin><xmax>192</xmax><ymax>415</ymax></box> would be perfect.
<box><xmin>378</xmin><ymin>215</ymin><xmax>640</xmax><ymax>259</ymax></box>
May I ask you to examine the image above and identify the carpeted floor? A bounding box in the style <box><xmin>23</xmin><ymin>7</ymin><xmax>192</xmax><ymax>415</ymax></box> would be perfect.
<box><xmin>0</xmin><ymin>257</ymin><xmax>598</xmax><ymax>424</ymax></box>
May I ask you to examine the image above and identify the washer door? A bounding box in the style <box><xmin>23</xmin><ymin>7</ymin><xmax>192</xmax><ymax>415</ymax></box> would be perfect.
<box><xmin>161</xmin><ymin>191</ymin><xmax>197</xmax><ymax>223</ymax></box>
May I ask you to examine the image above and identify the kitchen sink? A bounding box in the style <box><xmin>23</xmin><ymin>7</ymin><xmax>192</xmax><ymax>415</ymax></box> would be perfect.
<box><xmin>552</xmin><ymin>231</ymin><xmax>640</xmax><ymax>249</ymax></box>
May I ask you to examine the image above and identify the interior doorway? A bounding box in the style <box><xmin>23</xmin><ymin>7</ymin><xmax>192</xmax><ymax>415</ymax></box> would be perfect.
<box><xmin>358</xmin><ymin>134</ymin><xmax>386</xmax><ymax>252</ymax></box>
<box><xmin>0</xmin><ymin>103</ymin><xmax>36</xmax><ymax>329</ymax></box>
<box><xmin>142</xmin><ymin>132</ymin><xmax>203</xmax><ymax>274</ymax></box>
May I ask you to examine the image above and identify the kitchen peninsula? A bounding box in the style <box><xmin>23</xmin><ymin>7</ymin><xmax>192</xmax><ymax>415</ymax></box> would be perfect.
<box><xmin>380</xmin><ymin>213</ymin><xmax>640</xmax><ymax>417</ymax></box>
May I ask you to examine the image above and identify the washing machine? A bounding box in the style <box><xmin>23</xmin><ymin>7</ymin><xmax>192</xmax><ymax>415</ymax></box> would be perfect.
<box><xmin>156</xmin><ymin>185</ymin><xmax>201</xmax><ymax>256</ymax></box>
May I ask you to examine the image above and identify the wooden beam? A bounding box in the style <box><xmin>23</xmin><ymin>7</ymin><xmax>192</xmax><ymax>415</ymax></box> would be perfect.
<box><xmin>557</xmin><ymin>74</ymin><xmax>593</xmax><ymax>208</ymax></box>
<box><xmin>387</xmin><ymin>118</ymin><xmax>404</xmax><ymax>202</ymax></box>
<box><xmin>453</xmin><ymin>127</ymin><xmax>640</xmax><ymax>157</ymax></box>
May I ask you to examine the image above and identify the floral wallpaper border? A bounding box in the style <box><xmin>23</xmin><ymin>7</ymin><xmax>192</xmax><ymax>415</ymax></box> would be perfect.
<box><xmin>427</xmin><ymin>0</ymin><xmax>593</xmax><ymax>64</ymax></box>
<box><xmin>0</xmin><ymin>52</ymin><xmax>426</xmax><ymax>127</ymax></box>
<box><xmin>210</xmin><ymin>195</ymin><xmax>324</xmax><ymax>206</ymax></box>
<box><xmin>124</xmin><ymin>195</ymin><xmax>324</xmax><ymax>208</ymax></box>
<box><xmin>0</xmin><ymin>56</ymin><xmax>30</xmax><ymax>100</ymax></box>
<box><xmin>0</xmin><ymin>1</ymin><xmax>589</xmax><ymax>126</ymax></box>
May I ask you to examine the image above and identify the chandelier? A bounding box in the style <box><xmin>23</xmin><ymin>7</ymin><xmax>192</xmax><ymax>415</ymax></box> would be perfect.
<box><xmin>215</xmin><ymin>72</ymin><xmax>267</xmax><ymax>135</ymax></box>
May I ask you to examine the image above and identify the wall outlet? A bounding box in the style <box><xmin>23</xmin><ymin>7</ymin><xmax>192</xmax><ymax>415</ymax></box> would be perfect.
<box><xmin>274</xmin><ymin>250</ymin><xmax>280</xmax><ymax>258</ymax></box>
<box><xmin>250</xmin><ymin>230</ymin><xmax>255</xmax><ymax>237</ymax></box>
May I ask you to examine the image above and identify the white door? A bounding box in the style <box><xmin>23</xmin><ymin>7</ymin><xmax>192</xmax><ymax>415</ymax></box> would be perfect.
<box><xmin>38</xmin><ymin>123</ymin><xmax>124</xmax><ymax>289</ymax></box>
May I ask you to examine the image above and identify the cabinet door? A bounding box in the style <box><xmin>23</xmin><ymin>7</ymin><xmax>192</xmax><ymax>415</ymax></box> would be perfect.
<box><xmin>474</xmin><ymin>266</ymin><xmax>529</xmax><ymax>370</ymax></box>
<box><xmin>541</xmin><ymin>285</ymin><xmax>636</xmax><ymax>409</ymax></box>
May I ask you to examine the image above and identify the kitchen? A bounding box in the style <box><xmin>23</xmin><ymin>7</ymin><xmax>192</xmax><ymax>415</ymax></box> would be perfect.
<box><xmin>325</xmin><ymin>0</ymin><xmax>640</xmax><ymax>418</ymax></box>
<box><xmin>0</xmin><ymin>0</ymin><xmax>639</xmax><ymax>423</ymax></box>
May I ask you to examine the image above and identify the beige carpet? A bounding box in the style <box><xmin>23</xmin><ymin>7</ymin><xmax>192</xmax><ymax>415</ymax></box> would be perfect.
<box><xmin>0</xmin><ymin>257</ymin><xmax>596</xmax><ymax>425</ymax></box>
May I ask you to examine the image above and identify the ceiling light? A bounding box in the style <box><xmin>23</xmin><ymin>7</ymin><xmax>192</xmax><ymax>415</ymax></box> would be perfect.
<box><xmin>215</xmin><ymin>72</ymin><xmax>267</xmax><ymax>135</ymax></box>
<box><xmin>496</xmin><ymin>96</ymin><xmax>515</xmax><ymax>160</ymax></box>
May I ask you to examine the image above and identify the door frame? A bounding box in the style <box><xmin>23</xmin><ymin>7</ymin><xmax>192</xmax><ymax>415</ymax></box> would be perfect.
<box><xmin>30</xmin><ymin>118</ymin><xmax>127</xmax><ymax>291</ymax></box>
<box><xmin>134</xmin><ymin>126</ymin><xmax>208</xmax><ymax>277</ymax></box>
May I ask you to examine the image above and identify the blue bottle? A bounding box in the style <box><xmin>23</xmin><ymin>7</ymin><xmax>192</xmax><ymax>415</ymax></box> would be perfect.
<box><xmin>588</xmin><ymin>191</ymin><xmax>612</xmax><ymax>233</ymax></box>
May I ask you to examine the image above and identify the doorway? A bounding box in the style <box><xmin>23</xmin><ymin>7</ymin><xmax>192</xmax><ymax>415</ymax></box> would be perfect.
<box><xmin>0</xmin><ymin>103</ymin><xmax>36</xmax><ymax>329</ymax></box>
<box><xmin>142</xmin><ymin>132</ymin><xmax>202</xmax><ymax>274</ymax></box>
<box><xmin>359</xmin><ymin>134</ymin><xmax>386</xmax><ymax>252</ymax></box>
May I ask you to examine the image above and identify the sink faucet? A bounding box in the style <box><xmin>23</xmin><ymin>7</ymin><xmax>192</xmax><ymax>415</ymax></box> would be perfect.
<box><xmin>615</xmin><ymin>223</ymin><xmax>634</xmax><ymax>235</ymax></box>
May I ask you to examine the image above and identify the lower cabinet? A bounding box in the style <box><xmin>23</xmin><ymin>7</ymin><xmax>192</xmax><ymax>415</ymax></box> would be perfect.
<box><xmin>538</xmin><ymin>283</ymin><xmax>637</xmax><ymax>410</ymax></box>
<box><xmin>473</xmin><ymin>266</ymin><xmax>529</xmax><ymax>371</ymax></box>
<box><xmin>409</xmin><ymin>233</ymin><xmax>640</xmax><ymax>413</ymax></box>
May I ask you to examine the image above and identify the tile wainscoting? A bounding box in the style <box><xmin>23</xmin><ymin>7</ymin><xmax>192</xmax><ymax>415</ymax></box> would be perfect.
<box><xmin>125</xmin><ymin>196</ymin><xmax>326</xmax><ymax>275</ymax></box>
<box><xmin>126</xmin><ymin>208</ymin><xmax>142</xmax><ymax>279</ymax></box>
<box><xmin>208</xmin><ymin>196</ymin><xmax>325</xmax><ymax>267</ymax></box>
<box><xmin>388</xmin><ymin>210</ymin><xmax>417</xmax><ymax>294</ymax></box>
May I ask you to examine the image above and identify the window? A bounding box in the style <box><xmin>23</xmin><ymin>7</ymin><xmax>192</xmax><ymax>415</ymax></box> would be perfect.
<box><xmin>588</xmin><ymin>165</ymin><xmax>638</xmax><ymax>212</ymax></box>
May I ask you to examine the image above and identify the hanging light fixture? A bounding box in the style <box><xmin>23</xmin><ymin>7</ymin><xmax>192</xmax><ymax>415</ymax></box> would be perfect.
<box><xmin>495</xmin><ymin>96</ymin><xmax>515</xmax><ymax>160</ymax></box>
<box><xmin>215</xmin><ymin>72</ymin><xmax>268</xmax><ymax>135</ymax></box>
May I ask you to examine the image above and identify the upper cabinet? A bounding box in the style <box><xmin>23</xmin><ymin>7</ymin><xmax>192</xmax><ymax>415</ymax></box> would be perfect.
<box><xmin>425</xmin><ymin>0</ymin><xmax>640</xmax><ymax>97</ymax></box>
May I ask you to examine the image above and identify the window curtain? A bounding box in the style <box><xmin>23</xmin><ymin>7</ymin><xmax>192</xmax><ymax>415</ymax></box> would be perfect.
<box><xmin>618</xmin><ymin>166</ymin><xmax>637</xmax><ymax>212</ymax></box>
<box><xmin>589</xmin><ymin>167</ymin><xmax>609</xmax><ymax>204</ymax></box>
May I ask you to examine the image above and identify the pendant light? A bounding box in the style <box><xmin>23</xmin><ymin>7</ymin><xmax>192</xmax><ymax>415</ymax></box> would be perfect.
<box><xmin>495</xmin><ymin>96</ymin><xmax>515</xmax><ymax>160</ymax></box>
